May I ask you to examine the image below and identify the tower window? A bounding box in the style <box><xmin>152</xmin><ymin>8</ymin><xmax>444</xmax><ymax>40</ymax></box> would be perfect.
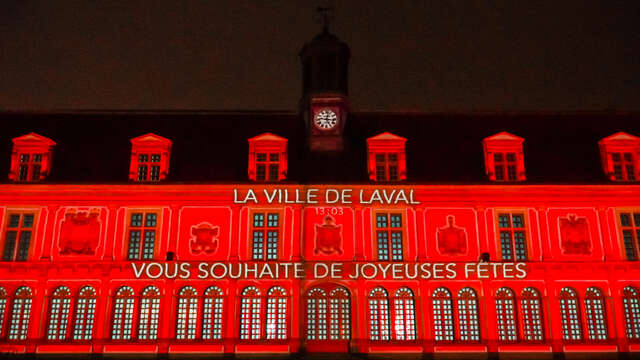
<box><xmin>2</xmin><ymin>212</ymin><xmax>35</xmax><ymax>262</ymax></box>
<box><xmin>126</xmin><ymin>212</ymin><xmax>158</xmax><ymax>260</ymax></box>
<box><xmin>497</xmin><ymin>213</ymin><xmax>528</xmax><ymax>261</ymax></box>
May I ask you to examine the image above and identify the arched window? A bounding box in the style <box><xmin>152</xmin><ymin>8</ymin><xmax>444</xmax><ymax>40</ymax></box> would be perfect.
<box><xmin>520</xmin><ymin>287</ymin><xmax>543</xmax><ymax>341</ymax></box>
<box><xmin>266</xmin><ymin>286</ymin><xmax>287</xmax><ymax>340</ymax></box>
<box><xmin>329</xmin><ymin>287</ymin><xmax>350</xmax><ymax>340</ymax></box>
<box><xmin>457</xmin><ymin>287</ymin><xmax>480</xmax><ymax>341</ymax></box>
<box><xmin>584</xmin><ymin>287</ymin><xmax>607</xmax><ymax>340</ymax></box>
<box><xmin>559</xmin><ymin>287</ymin><xmax>582</xmax><ymax>341</ymax></box>
<box><xmin>432</xmin><ymin>287</ymin><xmax>454</xmax><ymax>341</ymax></box>
<box><xmin>240</xmin><ymin>286</ymin><xmax>261</xmax><ymax>340</ymax></box>
<box><xmin>393</xmin><ymin>287</ymin><xmax>416</xmax><ymax>340</ymax></box>
<box><xmin>138</xmin><ymin>286</ymin><xmax>160</xmax><ymax>340</ymax></box>
<box><xmin>368</xmin><ymin>287</ymin><xmax>390</xmax><ymax>340</ymax></box>
<box><xmin>176</xmin><ymin>286</ymin><xmax>197</xmax><ymax>340</ymax></box>
<box><xmin>72</xmin><ymin>286</ymin><xmax>96</xmax><ymax>340</ymax></box>
<box><xmin>202</xmin><ymin>286</ymin><xmax>224</xmax><ymax>340</ymax></box>
<box><xmin>111</xmin><ymin>286</ymin><xmax>135</xmax><ymax>340</ymax></box>
<box><xmin>623</xmin><ymin>286</ymin><xmax>640</xmax><ymax>340</ymax></box>
<box><xmin>495</xmin><ymin>287</ymin><xmax>517</xmax><ymax>341</ymax></box>
<box><xmin>0</xmin><ymin>287</ymin><xmax>6</xmax><ymax>338</ymax></box>
<box><xmin>47</xmin><ymin>286</ymin><xmax>71</xmax><ymax>340</ymax></box>
<box><xmin>8</xmin><ymin>286</ymin><xmax>32</xmax><ymax>340</ymax></box>
<box><xmin>306</xmin><ymin>288</ymin><xmax>327</xmax><ymax>340</ymax></box>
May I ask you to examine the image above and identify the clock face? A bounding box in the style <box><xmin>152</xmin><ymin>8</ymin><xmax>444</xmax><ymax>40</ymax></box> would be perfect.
<box><xmin>314</xmin><ymin>109</ymin><xmax>338</xmax><ymax>129</ymax></box>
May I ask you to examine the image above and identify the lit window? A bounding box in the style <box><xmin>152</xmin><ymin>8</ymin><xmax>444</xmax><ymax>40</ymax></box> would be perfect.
<box><xmin>202</xmin><ymin>286</ymin><xmax>224</xmax><ymax>340</ymax></box>
<box><xmin>240</xmin><ymin>286</ymin><xmax>261</xmax><ymax>340</ymax></box>
<box><xmin>72</xmin><ymin>286</ymin><xmax>96</xmax><ymax>340</ymax></box>
<box><xmin>111</xmin><ymin>286</ymin><xmax>135</xmax><ymax>340</ymax></box>
<box><xmin>266</xmin><ymin>286</ymin><xmax>288</xmax><ymax>340</ymax></box>
<box><xmin>368</xmin><ymin>287</ymin><xmax>390</xmax><ymax>340</ymax></box>
<box><xmin>498</xmin><ymin>213</ymin><xmax>527</xmax><ymax>261</ymax></box>
<box><xmin>495</xmin><ymin>287</ymin><xmax>517</xmax><ymax>341</ymax></box>
<box><xmin>520</xmin><ymin>287</ymin><xmax>544</xmax><ymax>341</ymax></box>
<box><xmin>129</xmin><ymin>133</ymin><xmax>172</xmax><ymax>182</ymax></box>
<box><xmin>432</xmin><ymin>287</ymin><xmax>454</xmax><ymax>341</ymax></box>
<box><xmin>306</xmin><ymin>288</ymin><xmax>328</xmax><ymax>340</ymax></box>
<box><xmin>375</xmin><ymin>213</ymin><xmax>403</xmax><ymax>261</ymax></box>
<box><xmin>584</xmin><ymin>287</ymin><xmax>608</xmax><ymax>340</ymax></box>
<box><xmin>47</xmin><ymin>286</ymin><xmax>71</xmax><ymax>340</ymax></box>
<box><xmin>176</xmin><ymin>286</ymin><xmax>197</xmax><ymax>340</ymax></box>
<box><xmin>329</xmin><ymin>287</ymin><xmax>350</xmax><ymax>340</ymax></box>
<box><xmin>251</xmin><ymin>212</ymin><xmax>279</xmax><ymax>260</ymax></box>
<box><xmin>559</xmin><ymin>287</ymin><xmax>582</xmax><ymax>341</ymax></box>
<box><xmin>8</xmin><ymin>286</ymin><xmax>32</xmax><ymax>340</ymax></box>
<box><xmin>138</xmin><ymin>286</ymin><xmax>160</xmax><ymax>340</ymax></box>
<box><xmin>482</xmin><ymin>132</ymin><xmax>526</xmax><ymax>182</ymax></box>
<box><xmin>620</xmin><ymin>212</ymin><xmax>640</xmax><ymax>260</ymax></box>
<box><xmin>10</xmin><ymin>133</ymin><xmax>55</xmax><ymax>182</ymax></box>
<box><xmin>126</xmin><ymin>212</ymin><xmax>158</xmax><ymax>260</ymax></box>
<box><xmin>623</xmin><ymin>286</ymin><xmax>640</xmax><ymax>340</ymax></box>
<box><xmin>457</xmin><ymin>287</ymin><xmax>480</xmax><ymax>341</ymax></box>
<box><xmin>2</xmin><ymin>213</ymin><xmax>34</xmax><ymax>261</ymax></box>
<box><xmin>393</xmin><ymin>287</ymin><xmax>416</xmax><ymax>340</ymax></box>
<box><xmin>248</xmin><ymin>133</ymin><xmax>288</xmax><ymax>182</ymax></box>
<box><xmin>0</xmin><ymin>287</ymin><xmax>6</xmax><ymax>338</ymax></box>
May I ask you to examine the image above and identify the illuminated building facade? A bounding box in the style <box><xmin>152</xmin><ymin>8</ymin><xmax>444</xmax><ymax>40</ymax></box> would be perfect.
<box><xmin>0</xmin><ymin>27</ymin><xmax>640</xmax><ymax>358</ymax></box>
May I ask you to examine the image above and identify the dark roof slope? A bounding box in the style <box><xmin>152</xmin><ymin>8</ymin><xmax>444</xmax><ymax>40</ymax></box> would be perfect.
<box><xmin>0</xmin><ymin>111</ymin><xmax>638</xmax><ymax>184</ymax></box>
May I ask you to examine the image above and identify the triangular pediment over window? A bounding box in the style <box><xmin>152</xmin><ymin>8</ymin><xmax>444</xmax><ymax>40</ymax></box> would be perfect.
<box><xmin>367</xmin><ymin>132</ymin><xmax>407</xmax><ymax>182</ymax></box>
<box><xmin>248</xmin><ymin>132</ymin><xmax>288</xmax><ymax>182</ymax></box>
<box><xmin>482</xmin><ymin>131</ymin><xmax>526</xmax><ymax>182</ymax></box>
<box><xmin>10</xmin><ymin>132</ymin><xmax>56</xmax><ymax>182</ymax></box>
<box><xmin>598</xmin><ymin>132</ymin><xmax>640</xmax><ymax>181</ymax></box>
<box><xmin>129</xmin><ymin>133</ymin><xmax>172</xmax><ymax>182</ymax></box>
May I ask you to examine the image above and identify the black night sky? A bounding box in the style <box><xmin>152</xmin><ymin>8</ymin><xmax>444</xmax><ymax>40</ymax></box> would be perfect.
<box><xmin>0</xmin><ymin>1</ymin><xmax>639</xmax><ymax>112</ymax></box>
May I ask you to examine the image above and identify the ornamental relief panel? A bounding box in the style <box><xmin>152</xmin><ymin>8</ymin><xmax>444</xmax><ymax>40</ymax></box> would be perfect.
<box><xmin>55</xmin><ymin>207</ymin><xmax>105</xmax><ymax>258</ymax></box>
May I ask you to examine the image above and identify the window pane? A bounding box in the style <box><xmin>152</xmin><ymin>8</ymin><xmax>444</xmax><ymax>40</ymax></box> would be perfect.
<box><xmin>253</xmin><ymin>214</ymin><xmax>264</xmax><ymax>227</ymax></box>
<box><xmin>495</xmin><ymin>165</ymin><xmax>505</xmax><ymax>181</ymax></box>
<box><xmin>252</xmin><ymin>231</ymin><xmax>264</xmax><ymax>260</ymax></box>
<box><xmin>376</xmin><ymin>214</ymin><xmax>387</xmax><ymax>228</ymax></box>
<box><xmin>512</xmin><ymin>215</ymin><xmax>524</xmax><ymax>228</ymax></box>
<box><xmin>498</xmin><ymin>214</ymin><xmax>510</xmax><ymax>228</ymax></box>
<box><xmin>267</xmin><ymin>214</ymin><xmax>279</xmax><ymax>227</ymax></box>
<box><xmin>142</xmin><ymin>231</ymin><xmax>155</xmax><ymax>260</ymax></box>
<box><xmin>256</xmin><ymin>153</ymin><xmax>267</xmax><ymax>162</ymax></box>
<box><xmin>137</xmin><ymin>165</ymin><xmax>148</xmax><ymax>181</ymax></box>
<box><xmin>256</xmin><ymin>164</ymin><xmax>266</xmax><ymax>181</ymax></box>
<box><xmin>130</xmin><ymin>213</ymin><xmax>143</xmax><ymax>227</ymax></box>
<box><xmin>127</xmin><ymin>231</ymin><xmax>141</xmax><ymax>260</ymax></box>
<box><xmin>507</xmin><ymin>165</ymin><xmax>517</xmax><ymax>181</ymax></box>
<box><xmin>514</xmin><ymin>231</ymin><xmax>527</xmax><ymax>260</ymax></box>
<box><xmin>16</xmin><ymin>232</ymin><xmax>31</xmax><ymax>261</ymax></box>
<box><xmin>266</xmin><ymin>231</ymin><xmax>278</xmax><ymax>260</ymax></box>
<box><xmin>390</xmin><ymin>215</ymin><xmax>402</xmax><ymax>228</ymax></box>
<box><xmin>139</xmin><ymin>154</ymin><xmax>148</xmax><ymax>162</ymax></box>
<box><xmin>269</xmin><ymin>153</ymin><xmax>279</xmax><ymax>161</ymax></box>
<box><xmin>268</xmin><ymin>164</ymin><xmax>279</xmax><ymax>181</ymax></box>
<box><xmin>623</xmin><ymin>230</ymin><xmax>637</xmax><ymax>260</ymax></box>
<box><xmin>494</xmin><ymin>153</ymin><xmax>504</xmax><ymax>162</ymax></box>
<box><xmin>150</xmin><ymin>166</ymin><xmax>160</xmax><ymax>181</ymax></box>
<box><xmin>388</xmin><ymin>165</ymin><xmax>398</xmax><ymax>181</ymax></box>
<box><xmin>145</xmin><ymin>213</ymin><xmax>157</xmax><ymax>227</ymax></box>
<box><xmin>375</xmin><ymin>154</ymin><xmax>385</xmax><ymax>163</ymax></box>
<box><xmin>22</xmin><ymin>215</ymin><xmax>34</xmax><ymax>228</ymax></box>
<box><xmin>33</xmin><ymin>154</ymin><xmax>42</xmax><ymax>163</ymax></box>
<box><xmin>500</xmin><ymin>232</ymin><xmax>513</xmax><ymax>260</ymax></box>
<box><xmin>2</xmin><ymin>232</ymin><xmax>17</xmax><ymax>261</ymax></box>
<box><xmin>18</xmin><ymin>165</ymin><xmax>28</xmax><ymax>181</ymax></box>
<box><xmin>375</xmin><ymin>165</ymin><xmax>386</xmax><ymax>181</ymax></box>
<box><xmin>388</xmin><ymin>153</ymin><xmax>398</xmax><ymax>162</ymax></box>
<box><xmin>151</xmin><ymin>154</ymin><xmax>161</xmax><ymax>162</ymax></box>
<box><xmin>506</xmin><ymin>153</ymin><xmax>516</xmax><ymax>162</ymax></box>
<box><xmin>391</xmin><ymin>232</ymin><xmax>403</xmax><ymax>261</ymax></box>
<box><xmin>377</xmin><ymin>232</ymin><xmax>389</xmax><ymax>261</ymax></box>
<box><xmin>8</xmin><ymin>215</ymin><xmax>21</xmax><ymax>228</ymax></box>
<box><xmin>19</xmin><ymin>154</ymin><xmax>29</xmax><ymax>162</ymax></box>
<box><xmin>634</xmin><ymin>213</ymin><xmax>640</xmax><ymax>227</ymax></box>
<box><xmin>621</xmin><ymin>213</ymin><xmax>632</xmax><ymax>227</ymax></box>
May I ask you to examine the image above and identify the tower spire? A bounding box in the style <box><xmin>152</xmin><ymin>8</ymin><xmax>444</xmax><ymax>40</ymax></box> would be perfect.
<box><xmin>316</xmin><ymin>5</ymin><xmax>334</xmax><ymax>33</ymax></box>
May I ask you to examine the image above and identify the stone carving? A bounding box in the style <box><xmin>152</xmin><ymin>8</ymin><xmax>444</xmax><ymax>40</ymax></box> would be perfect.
<box><xmin>59</xmin><ymin>208</ymin><xmax>101</xmax><ymax>255</ymax></box>
<box><xmin>437</xmin><ymin>215</ymin><xmax>467</xmax><ymax>255</ymax></box>
<box><xmin>559</xmin><ymin>214</ymin><xmax>592</xmax><ymax>255</ymax></box>
<box><xmin>314</xmin><ymin>215</ymin><xmax>343</xmax><ymax>255</ymax></box>
<box><xmin>190</xmin><ymin>222</ymin><xmax>219</xmax><ymax>255</ymax></box>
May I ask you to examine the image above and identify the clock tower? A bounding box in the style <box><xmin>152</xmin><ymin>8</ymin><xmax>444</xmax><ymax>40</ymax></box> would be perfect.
<box><xmin>299</xmin><ymin>9</ymin><xmax>350</xmax><ymax>152</ymax></box>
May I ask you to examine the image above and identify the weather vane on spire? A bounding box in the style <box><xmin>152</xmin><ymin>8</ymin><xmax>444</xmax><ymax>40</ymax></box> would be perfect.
<box><xmin>316</xmin><ymin>4</ymin><xmax>334</xmax><ymax>33</ymax></box>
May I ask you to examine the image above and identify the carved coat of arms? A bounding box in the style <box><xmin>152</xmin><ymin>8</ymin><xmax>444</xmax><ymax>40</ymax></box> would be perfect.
<box><xmin>59</xmin><ymin>209</ymin><xmax>101</xmax><ymax>255</ymax></box>
<box><xmin>190</xmin><ymin>223</ymin><xmax>219</xmax><ymax>255</ymax></box>
<box><xmin>314</xmin><ymin>215</ymin><xmax>343</xmax><ymax>255</ymax></box>
<box><xmin>436</xmin><ymin>215</ymin><xmax>467</xmax><ymax>255</ymax></box>
<box><xmin>559</xmin><ymin>214</ymin><xmax>591</xmax><ymax>255</ymax></box>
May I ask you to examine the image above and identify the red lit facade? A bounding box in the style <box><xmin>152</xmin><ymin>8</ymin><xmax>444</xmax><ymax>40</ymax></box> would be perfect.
<box><xmin>1</xmin><ymin>26</ymin><xmax>640</xmax><ymax>358</ymax></box>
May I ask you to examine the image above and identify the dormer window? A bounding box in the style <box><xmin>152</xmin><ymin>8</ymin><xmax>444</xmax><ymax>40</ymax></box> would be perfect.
<box><xmin>367</xmin><ymin>132</ymin><xmax>407</xmax><ymax>182</ymax></box>
<box><xmin>482</xmin><ymin>132</ymin><xmax>526</xmax><ymax>182</ymax></box>
<box><xmin>598</xmin><ymin>132</ymin><xmax>640</xmax><ymax>182</ymax></box>
<box><xmin>248</xmin><ymin>133</ymin><xmax>287</xmax><ymax>182</ymax></box>
<box><xmin>9</xmin><ymin>133</ymin><xmax>55</xmax><ymax>183</ymax></box>
<box><xmin>129</xmin><ymin>133</ymin><xmax>172</xmax><ymax>182</ymax></box>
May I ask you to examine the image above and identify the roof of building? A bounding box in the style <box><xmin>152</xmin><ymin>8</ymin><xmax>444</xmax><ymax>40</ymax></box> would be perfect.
<box><xmin>0</xmin><ymin>110</ymin><xmax>639</xmax><ymax>184</ymax></box>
